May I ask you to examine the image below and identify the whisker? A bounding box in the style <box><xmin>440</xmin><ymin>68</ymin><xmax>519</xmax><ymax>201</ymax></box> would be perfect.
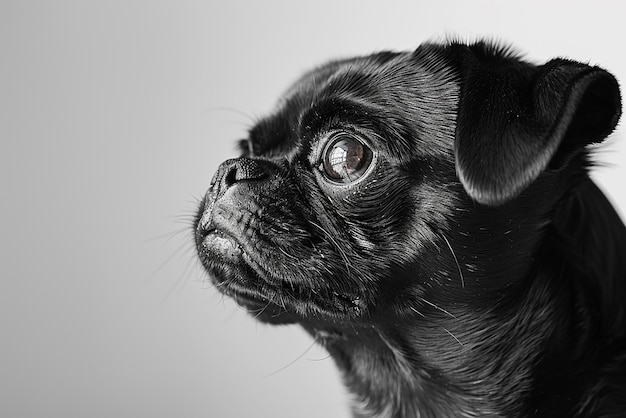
<box><xmin>144</xmin><ymin>227</ymin><xmax>191</xmax><ymax>244</ymax></box>
<box><xmin>409</xmin><ymin>306</ymin><xmax>426</xmax><ymax>318</ymax></box>
<box><xmin>278</xmin><ymin>245</ymin><xmax>301</xmax><ymax>261</ymax></box>
<box><xmin>441</xmin><ymin>232</ymin><xmax>465</xmax><ymax>289</ymax></box>
<box><xmin>252</xmin><ymin>299</ymin><xmax>275</xmax><ymax>320</ymax></box>
<box><xmin>146</xmin><ymin>238</ymin><xmax>192</xmax><ymax>284</ymax></box>
<box><xmin>420</xmin><ymin>297</ymin><xmax>457</xmax><ymax>320</ymax></box>
<box><xmin>263</xmin><ymin>337</ymin><xmax>319</xmax><ymax>378</ymax></box>
<box><xmin>310</xmin><ymin>221</ymin><xmax>353</xmax><ymax>278</ymax></box>
<box><xmin>175</xmin><ymin>213</ymin><xmax>199</xmax><ymax>226</ymax></box>
<box><xmin>442</xmin><ymin>327</ymin><xmax>464</xmax><ymax>347</ymax></box>
<box><xmin>202</xmin><ymin>106</ymin><xmax>257</xmax><ymax>124</ymax></box>
<box><xmin>159</xmin><ymin>256</ymin><xmax>196</xmax><ymax>305</ymax></box>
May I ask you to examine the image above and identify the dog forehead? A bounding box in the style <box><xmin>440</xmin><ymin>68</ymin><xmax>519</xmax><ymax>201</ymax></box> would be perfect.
<box><xmin>249</xmin><ymin>46</ymin><xmax>460</xmax><ymax>160</ymax></box>
<box><xmin>284</xmin><ymin>48</ymin><xmax>459</xmax><ymax>157</ymax></box>
<box><xmin>285</xmin><ymin>47</ymin><xmax>455</xmax><ymax>101</ymax></box>
<box><xmin>280</xmin><ymin>51</ymin><xmax>402</xmax><ymax>102</ymax></box>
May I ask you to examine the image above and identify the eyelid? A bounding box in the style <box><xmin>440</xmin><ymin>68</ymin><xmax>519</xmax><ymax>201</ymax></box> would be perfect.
<box><xmin>308</xmin><ymin>130</ymin><xmax>338</xmax><ymax>168</ymax></box>
<box><xmin>310</xmin><ymin>129</ymin><xmax>372</xmax><ymax>163</ymax></box>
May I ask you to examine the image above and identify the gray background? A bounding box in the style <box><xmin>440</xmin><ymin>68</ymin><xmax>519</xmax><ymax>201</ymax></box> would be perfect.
<box><xmin>2</xmin><ymin>1</ymin><xmax>625</xmax><ymax>417</ymax></box>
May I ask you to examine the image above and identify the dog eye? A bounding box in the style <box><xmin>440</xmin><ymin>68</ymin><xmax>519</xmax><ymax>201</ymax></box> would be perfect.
<box><xmin>321</xmin><ymin>133</ymin><xmax>373</xmax><ymax>184</ymax></box>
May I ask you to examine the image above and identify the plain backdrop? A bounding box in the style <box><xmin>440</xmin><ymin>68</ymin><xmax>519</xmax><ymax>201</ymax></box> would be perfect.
<box><xmin>2</xmin><ymin>1</ymin><xmax>625</xmax><ymax>417</ymax></box>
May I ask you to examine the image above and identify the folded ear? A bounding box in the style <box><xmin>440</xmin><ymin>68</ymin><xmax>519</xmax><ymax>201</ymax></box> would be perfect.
<box><xmin>453</xmin><ymin>44</ymin><xmax>621</xmax><ymax>206</ymax></box>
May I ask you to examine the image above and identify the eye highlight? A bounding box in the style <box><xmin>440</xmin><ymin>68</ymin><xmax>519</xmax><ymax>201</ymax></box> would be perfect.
<box><xmin>320</xmin><ymin>133</ymin><xmax>374</xmax><ymax>184</ymax></box>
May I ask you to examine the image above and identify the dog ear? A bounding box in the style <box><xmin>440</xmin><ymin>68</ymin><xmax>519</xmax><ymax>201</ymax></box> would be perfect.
<box><xmin>452</xmin><ymin>44</ymin><xmax>621</xmax><ymax>206</ymax></box>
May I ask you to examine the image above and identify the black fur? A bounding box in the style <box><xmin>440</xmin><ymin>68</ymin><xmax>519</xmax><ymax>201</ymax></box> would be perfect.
<box><xmin>195</xmin><ymin>40</ymin><xmax>626</xmax><ymax>417</ymax></box>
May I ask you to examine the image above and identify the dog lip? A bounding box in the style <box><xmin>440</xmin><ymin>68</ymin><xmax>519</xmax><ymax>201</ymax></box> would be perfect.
<box><xmin>201</xmin><ymin>231</ymin><xmax>242</xmax><ymax>261</ymax></box>
<box><xmin>220</xmin><ymin>280</ymin><xmax>270</xmax><ymax>307</ymax></box>
<box><xmin>201</xmin><ymin>222</ymin><xmax>272</xmax><ymax>280</ymax></box>
<box><xmin>197</xmin><ymin>222</ymin><xmax>365</xmax><ymax>318</ymax></box>
<box><xmin>201</xmin><ymin>230</ymin><xmax>364</xmax><ymax>316</ymax></box>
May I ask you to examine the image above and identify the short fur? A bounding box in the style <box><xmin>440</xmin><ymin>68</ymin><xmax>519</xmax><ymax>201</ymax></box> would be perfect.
<box><xmin>195</xmin><ymin>40</ymin><xmax>626</xmax><ymax>417</ymax></box>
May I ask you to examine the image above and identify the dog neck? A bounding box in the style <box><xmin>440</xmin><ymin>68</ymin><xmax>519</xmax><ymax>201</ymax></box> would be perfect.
<box><xmin>306</xmin><ymin>279</ymin><xmax>561</xmax><ymax>418</ymax></box>
<box><xmin>308</xmin><ymin>324</ymin><xmax>479</xmax><ymax>417</ymax></box>
<box><xmin>304</xmin><ymin>175</ymin><xmax>626</xmax><ymax>418</ymax></box>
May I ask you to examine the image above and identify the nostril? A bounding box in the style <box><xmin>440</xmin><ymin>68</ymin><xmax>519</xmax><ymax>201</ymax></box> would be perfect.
<box><xmin>223</xmin><ymin>158</ymin><xmax>270</xmax><ymax>188</ymax></box>
<box><xmin>224</xmin><ymin>166</ymin><xmax>238</xmax><ymax>188</ymax></box>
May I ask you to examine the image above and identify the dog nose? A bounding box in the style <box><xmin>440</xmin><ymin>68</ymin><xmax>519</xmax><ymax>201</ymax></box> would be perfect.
<box><xmin>209</xmin><ymin>158</ymin><xmax>272</xmax><ymax>196</ymax></box>
<box><xmin>199</xmin><ymin>158</ymin><xmax>274</xmax><ymax>235</ymax></box>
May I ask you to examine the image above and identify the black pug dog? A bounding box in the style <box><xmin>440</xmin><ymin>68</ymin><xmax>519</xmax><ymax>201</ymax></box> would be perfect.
<box><xmin>195</xmin><ymin>40</ymin><xmax>626</xmax><ymax>417</ymax></box>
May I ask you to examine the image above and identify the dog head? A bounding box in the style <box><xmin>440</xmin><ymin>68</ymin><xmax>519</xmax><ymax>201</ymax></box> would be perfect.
<box><xmin>195</xmin><ymin>40</ymin><xmax>625</xmax><ymax>415</ymax></box>
<box><xmin>195</xmin><ymin>41</ymin><xmax>620</xmax><ymax>328</ymax></box>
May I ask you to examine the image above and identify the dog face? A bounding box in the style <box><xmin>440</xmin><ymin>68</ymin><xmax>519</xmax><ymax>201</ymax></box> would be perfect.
<box><xmin>195</xmin><ymin>41</ymin><xmax>623</xmax><ymax>416</ymax></box>
<box><xmin>196</xmin><ymin>48</ymin><xmax>466</xmax><ymax>324</ymax></box>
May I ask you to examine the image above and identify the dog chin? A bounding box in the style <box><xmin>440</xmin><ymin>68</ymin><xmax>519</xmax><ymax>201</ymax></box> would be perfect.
<box><xmin>197</xmin><ymin>232</ymin><xmax>295</xmax><ymax>324</ymax></box>
<box><xmin>231</xmin><ymin>292</ymin><xmax>298</xmax><ymax>325</ymax></box>
<box><xmin>199</xmin><ymin>230</ymin><xmax>366</xmax><ymax>322</ymax></box>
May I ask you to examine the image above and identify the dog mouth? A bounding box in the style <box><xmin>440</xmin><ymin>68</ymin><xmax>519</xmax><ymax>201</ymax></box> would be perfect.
<box><xmin>200</xmin><ymin>231</ymin><xmax>243</xmax><ymax>262</ymax></box>
<box><xmin>197</xmin><ymin>228</ymin><xmax>365</xmax><ymax>320</ymax></box>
